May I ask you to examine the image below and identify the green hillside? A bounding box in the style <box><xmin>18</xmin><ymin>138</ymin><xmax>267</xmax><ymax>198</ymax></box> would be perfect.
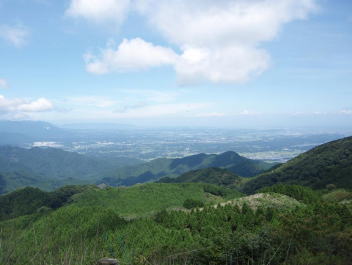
<box><xmin>243</xmin><ymin>136</ymin><xmax>352</xmax><ymax>193</ymax></box>
<box><xmin>0</xmin><ymin>146</ymin><xmax>142</xmax><ymax>194</ymax></box>
<box><xmin>101</xmin><ymin>151</ymin><xmax>273</xmax><ymax>186</ymax></box>
<box><xmin>71</xmin><ymin>183</ymin><xmax>241</xmax><ymax>218</ymax></box>
<box><xmin>1</xmin><ymin>183</ymin><xmax>351</xmax><ymax>265</ymax></box>
<box><xmin>0</xmin><ymin>185</ymin><xmax>90</xmax><ymax>221</ymax></box>
<box><xmin>0</xmin><ymin>183</ymin><xmax>241</xmax><ymax>221</ymax></box>
<box><xmin>158</xmin><ymin>167</ymin><xmax>244</xmax><ymax>188</ymax></box>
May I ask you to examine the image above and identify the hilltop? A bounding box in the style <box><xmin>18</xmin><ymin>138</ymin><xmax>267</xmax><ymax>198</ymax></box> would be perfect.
<box><xmin>243</xmin><ymin>136</ymin><xmax>352</xmax><ymax>193</ymax></box>
<box><xmin>158</xmin><ymin>167</ymin><xmax>244</xmax><ymax>188</ymax></box>
<box><xmin>101</xmin><ymin>151</ymin><xmax>273</xmax><ymax>186</ymax></box>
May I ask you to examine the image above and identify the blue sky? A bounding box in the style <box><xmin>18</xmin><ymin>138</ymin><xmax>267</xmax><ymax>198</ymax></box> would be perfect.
<box><xmin>0</xmin><ymin>0</ymin><xmax>352</xmax><ymax>128</ymax></box>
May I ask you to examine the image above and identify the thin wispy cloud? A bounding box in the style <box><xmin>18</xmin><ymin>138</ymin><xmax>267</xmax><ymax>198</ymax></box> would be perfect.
<box><xmin>0</xmin><ymin>24</ymin><xmax>30</xmax><ymax>47</ymax></box>
<box><xmin>68</xmin><ymin>96</ymin><xmax>117</xmax><ymax>108</ymax></box>
<box><xmin>0</xmin><ymin>79</ymin><xmax>8</xmax><ymax>89</ymax></box>
<box><xmin>340</xmin><ymin>109</ymin><xmax>352</xmax><ymax>115</ymax></box>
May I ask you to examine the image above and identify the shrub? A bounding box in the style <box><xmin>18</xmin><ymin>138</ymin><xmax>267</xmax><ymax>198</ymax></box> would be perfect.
<box><xmin>183</xmin><ymin>199</ymin><xmax>204</xmax><ymax>209</ymax></box>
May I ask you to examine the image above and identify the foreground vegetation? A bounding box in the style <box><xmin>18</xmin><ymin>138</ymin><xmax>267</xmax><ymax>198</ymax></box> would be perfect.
<box><xmin>1</xmin><ymin>183</ymin><xmax>351</xmax><ymax>265</ymax></box>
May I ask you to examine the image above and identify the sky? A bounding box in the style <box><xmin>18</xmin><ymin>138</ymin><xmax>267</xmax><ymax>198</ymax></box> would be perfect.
<box><xmin>0</xmin><ymin>0</ymin><xmax>352</xmax><ymax>129</ymax></box>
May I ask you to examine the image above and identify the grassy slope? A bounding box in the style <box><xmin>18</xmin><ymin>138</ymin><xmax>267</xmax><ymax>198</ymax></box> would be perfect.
<box><xmin>243</xmin><ymin>136</ymin><xmax>352</xmax><ymax>193</ymax></box>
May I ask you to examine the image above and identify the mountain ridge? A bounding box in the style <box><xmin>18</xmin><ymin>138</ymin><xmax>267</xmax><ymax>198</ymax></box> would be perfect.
<box><xmin>100</xmin><ymin>151</ymin><xmax>274</xmax><ymax>186</ymax></box>
<box><xmin>242</xmin><ymin>136</ymin><xmax>352</xmax><ymax>193</ymax></box>
<box><xmin>0</xmin><ymin>145</ymin><xmax>142</xmax><ymax>194</ymax></box>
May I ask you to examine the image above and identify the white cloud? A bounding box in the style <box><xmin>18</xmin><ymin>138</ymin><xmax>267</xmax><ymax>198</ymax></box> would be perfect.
<box><xmin>0</xmin><ymin>24</ymin><xmax>29</xmax><ymax>47</ymax></box>
<box><xmin>175</xmin><ymin>46</ymin><xmax>269</xmax><ymax>83</ymax></box>
<box><xmin>0</xmin><ymin>95</ymin><xmax>53</xmax><ymax>116</ymax></box>
<box><xmin>0</xmin><ymin>79</ymin><xmax>8</xmax><ymax>89</ymax></box>
<box><xmin>66</xmin><ymin>0</ymin><xmax>131</xmax><ymax>25</ymax></box>
<box><xmin>75</xmin><ymin>0</ymin><xmax>317</xmax><ymax>83</ymax></box>
<box><xmin>135</xmin><ymin>0</ymin><xmax>316</xmax><ymax>47</ymax></box>
<box><xmin>85</xmin><ymin>38</ymin><xmax>177</xmax><ymax>74</ymax></box>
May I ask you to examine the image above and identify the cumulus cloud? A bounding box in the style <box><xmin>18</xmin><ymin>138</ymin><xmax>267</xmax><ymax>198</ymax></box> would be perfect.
<box><xmin>0</xmin><ymin>79</ymin><xmax>8</xmax><ymax>89</ymax></box>
<box><xmin>66</xmin><ymin>0</ymin><xmax>131</xmax><ymax>25</ymax></box>
<box><xmin>71</xmin><ymin>0</ymin><xmax>317</xmax><ymax>83</ymax></box>
<box><xmin>85</xmin><ymin>38</ymin><xmax>177</xmax><ymax>74</ymax></box>
<box><xmin>0</xmin><ymin>24</ymin><xmax>29</xmax><ymax>47</ymax></box>
<box><xmin>0</xmin><ymin>95</ymin><xmax>53</xmax><ymax>116</ymax></box>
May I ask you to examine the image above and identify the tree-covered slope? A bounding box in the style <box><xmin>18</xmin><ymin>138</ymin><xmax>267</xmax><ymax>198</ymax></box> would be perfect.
<box><xmin>158</xmin><ymin>167</ymin><xmax>244</xmax><ymax>188</ymax></box>
<box><xmin>0</xmin><ymin>146</ymin><xmax>142</xmax><ymax>194</ymax></box>
<box><xmin>0</xmin><ymin>171</ymin><xmax>73</xmax><ymax>195</ymax></box>
<box><xmin>243</xmin><ymin>136</ymin><xmax>352</xmax><ymax>193</ymax></box>
<box><xmin>0</xmin><ymin>182</ymin><xmax>241</xmax><ymax>221</ymax></box>
<box><xmin>0</xmin><ymin>185</ymin><xmax>90</xmax><ymax>221</ymax></box>
<box><xmin>70</xmin><ymin>183</ymin><xmax>241</xmax><ymax>218</ymax></box>
<box><xmin>0</xmin><ymin>146</ymin><xmax>109</xmax><ymax>179</ymax></box>
<box><xmin>1</xmin><ymin>183</ymin><xmax>351</xmax><ymax>265</ymax></box>
<box><xmin>102</xmin><ymin>151</ymin><xmax>273</xmax><ymax>186</ymax></box>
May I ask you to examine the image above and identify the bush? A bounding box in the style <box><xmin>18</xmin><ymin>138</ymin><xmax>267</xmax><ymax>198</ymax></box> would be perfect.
<box><xmin>183</xmin><ymin>199</ymin><xmax>204</xmax><ymax>209</ymax></box>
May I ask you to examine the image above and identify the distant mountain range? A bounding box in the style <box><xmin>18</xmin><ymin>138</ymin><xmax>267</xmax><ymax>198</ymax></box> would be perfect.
<box><xmin>0</xmin><ymin>146</ymin><xmax>142</xmax><ymax>194</ymax></box>
<box><xmin>0</xmin><ymin>145</ymin><xmax>272</xmax><ymax>194</ymax></box>
<box><xmin>0</xmin><ymin>121</ymin><xmax>68</xmax><ymax>145</ymax></box>
<box><xmin>2</xmin><ymin>120</ymin><xmax>351</xmax><ymax>196</ymax></box>
<box><xmin>243</xmin><ymin>136</ymin><xmax>352</xmax><ymax>193</ymax></box>
<box><xmin>100</xmin><ymin>151</ymin><xmax>274</xmax><ymax>186</ymax></box>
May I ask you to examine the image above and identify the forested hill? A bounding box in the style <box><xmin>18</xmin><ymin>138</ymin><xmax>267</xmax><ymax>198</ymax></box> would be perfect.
<box><xmin>243</xmin><ymin>136</ymin><xmax>352</xmax><ymax>193</ymax></box>
<box><xmin>158</xmin><ymin>167</ymin><xmax>243</xmax><ymax>188</ymax></box>
<box><xmin>0</xmin><ymin>146</ymin><xmax>141</xmax><ymax>194</ymax></box>
<box><xmin>100</xmin><ymin>151</ymin><xmax>273</xmax><ymax>186</ymax></box>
